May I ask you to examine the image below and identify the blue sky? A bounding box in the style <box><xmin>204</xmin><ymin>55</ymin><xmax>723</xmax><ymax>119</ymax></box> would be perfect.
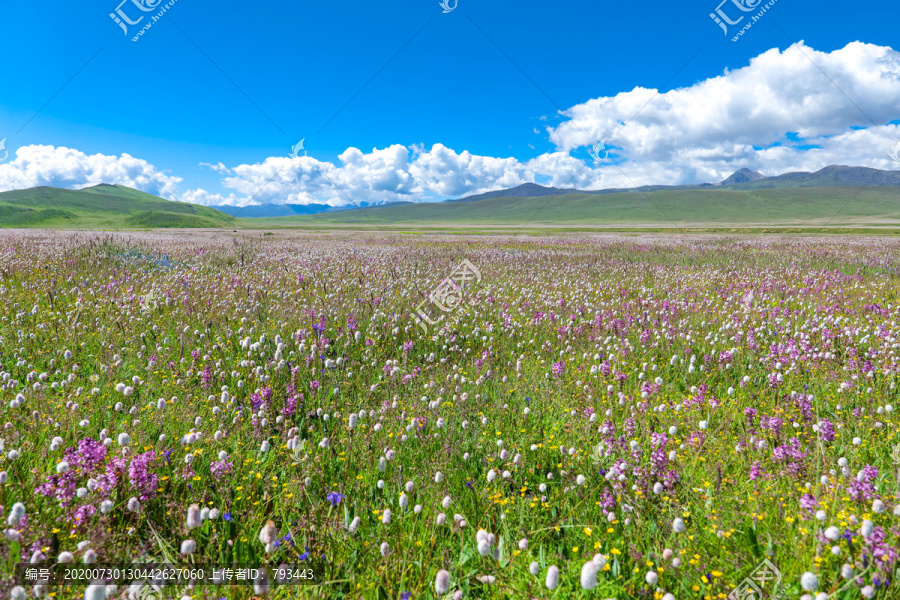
<box><xmin>1</xmin><ymin>0</ymin><xmax>899</xmax><ymax>207</ymax></box>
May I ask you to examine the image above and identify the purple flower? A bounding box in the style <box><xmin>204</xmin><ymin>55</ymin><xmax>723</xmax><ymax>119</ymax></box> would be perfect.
<box><xmin>326</xmin><ymin>491</ymin><xmax>345</xmax><ymax>506</ymax></box>
<box><xmin>200</xmin><ymin>366</ymin><xmax>214</xmax><ymax>388</ymax></box>
<box><xmin>128</xmin><ymin>451</ymin><xmax>159</xmax><ymax>501</ymax></box>
<box><xmin>223</xmin><ymin>512</ymin><xmax>232</xmax><ymax>522</ymax></box>
<box><xmin>210</xmin><ymin>460</ymin><xmax>234</xmax><ymax>479</ymax></box>
<box><xmin>551</xmin><ymin>361</ymin><xmax>565</xmax><ymax>379</ymax></box>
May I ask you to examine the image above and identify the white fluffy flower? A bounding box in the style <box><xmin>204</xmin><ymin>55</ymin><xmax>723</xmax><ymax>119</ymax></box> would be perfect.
<box><xmin>84</xmin><ymin>582</ymin><xmax>105</xmax><ymax>600</ymax></box>
<box><xmin>7</xmin><ymin>502</ymin><xmax>25</xmax><ymax>527</ymax></box>
<box><xmin>545</xmin><ymin>566</ymin><xmax>559</xmax><ymax>590</ymax></box>
<box><xmin>580</xmin><ymin>561</ymin><xmax>598</xmax><ymax>589</ymax></box>
<box><xmin>800</xmin><ymin>572</ymin><xmax>818</xmax><ymax>591</ymax></box>
<box><xmin>258</xmin><ymin>521</ymin><xmax>277</xmax><ymax>545</ymax></box>
<box><xmin>435</xmin><ymin>569</ymin><xmax>450</xmax><ymax>594</ymax></box>
<box><xmin>186</xmin><ymin>504</ymin><xmax>201</xmax><ymax>529</ymax></box>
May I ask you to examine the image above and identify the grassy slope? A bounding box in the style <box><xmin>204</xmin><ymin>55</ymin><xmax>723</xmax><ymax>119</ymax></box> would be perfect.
<box><xmin>0</xmin><ymin>184</ymin><xmax>235</xmax><ymax>228</ymax></box>
<box><xmin>241</xmin><ymin>186</ymin><xmax>900</xmax><ymax>229</ymax></box>
<box><xmin>4</xmin><ymin>184</ymin><xmax>900</xmax><ymax>231</ymax></box>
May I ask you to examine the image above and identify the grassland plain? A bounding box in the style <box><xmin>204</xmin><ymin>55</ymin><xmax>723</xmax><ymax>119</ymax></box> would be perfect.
<box><xmin>5</xmin><ymin>185</ymin><xmax>900</xmax><ymax>233</ymax></box>
<box><xmin>0</xmin><ymin>231</ymin><xmax>899</xmax><ymax>600</ymax></box>
<box><xmin>263</xmin><ymin>187</ymin><xmax>900</xmax><ymax>229</ymax></box>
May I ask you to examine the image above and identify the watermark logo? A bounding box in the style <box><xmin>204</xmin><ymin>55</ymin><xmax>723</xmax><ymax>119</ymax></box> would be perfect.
<box><xmin>891</xmin><ymin>442</ymin><xmax>900</xmax><ymax>464</ymax></box>
<box><xmin>110</xmin><ymin>0</ymin><xmax>162</xmax><ymax>34</ymax></box>
<box><xmin>128</xmin><ymin>581</ymin><xmax>164</xmax><ymax>600</ymax></box>
<box><xmin>0</xmin><ymin>138</ymin><xmax>8</xmax><ymax>164</ymax></box>
<box><xmin>110</xmin><ymin>0</ymin><xmax>180</xmax><ymax>42</ymax></box>
<box><xmin>742</xmin><ymin>290</ymin><xmax>755</xmax><ymax>309</ymax></box>
<box><xmin>889</xmin><ymin>142</ymin><xmax>900</xmax><ymax>163</ymax></box>
<box><xmin>728</xmin><ymin>559</ymin><xmax>787</xmax><ymax>600</ymax></box>
<box><xmin>587</xmin><ymin>142</ymin><xmax>610</xmax><ymax>163</ymax></box>
<box><xmin>140</xmin><ymin>291</ymin><xmax>159</xmax><ymax>312</ymax></box>
<box><xmin>290</xmin><ymin>139</ymin><xmax>307</xmax><ymax>159</ymax></box>
<box><xmin>439</xmin><ymin>0</ymin><xmax>458</xmax><ymax>13</ymax></box>
<box><xmin>414</xmin><ymin>259</ymin><xmax>481</xmax><ymax>333</ymax></box>
<box><xmin>709</xmin><ymin>0</ymin><xmax>775</xmax><ymax>41</ymax></box>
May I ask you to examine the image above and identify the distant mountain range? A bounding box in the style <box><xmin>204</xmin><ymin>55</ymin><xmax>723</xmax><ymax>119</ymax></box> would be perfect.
<box><xmin>210</xmin><ymin>165</ymin><xmax>900</xmax><ymax>217</ymax></box>
<box><xmin>213</xmin><ymin>200</ymin><xmax>417</xmax><ymax>218</ymax></box>
<box><xmin>288</xmin><ymin>164</ymin><xmax>900</xmax><ymax>228</ymax></box>
<box><xmin>445</xmin><ymin>165</ymin><xmax>900</xmax><ymax>204</ymax></box>
<box><xmin>2</xmin><ymin>165</ymin><xmax>900</xmax><ymax>229</ymax></box>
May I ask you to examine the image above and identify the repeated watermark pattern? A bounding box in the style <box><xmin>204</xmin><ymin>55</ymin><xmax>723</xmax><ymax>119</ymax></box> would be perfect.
<box><xmin>891</xmin><ymin>441</ymin><xmax>900</xmax><ymax>464</ymax></box>
<box><xmin>439</xmin><ymin>0</ymin><xmax>458</xmax><ymax>14</ymax></box>
<box><xmin>587</xmin><ymin>141</ymin><xmax>610</xmax><ymax>164</ymax></box>
<box><xmin>290</xmin><ymin>139</ymin><xmax>308</xmax><ymax>159</ymax></box>
<box><xmin>0</xmin><ymin>138</ymin><xmax>8</xmax><ymax>163</ymax></box>
<box><xmin>728</xmin><ymin>559</ymin><xmax>787</xmax><ymax>600</ymax></box>
<box><xmin>110</xmin><ymin>0</ymin><xmax>181</xmax><ymax>42</ymax></box>
<box><xmin>709</xmin><ymin>0</ymin><xmax>780</xmax><ymax>41</ymax></box>
<box><xmin>413</xmin><ymin>260</ymin><xmax>482</xmax><ymax>333</ymax></box>
<box><xmin>140</xmin><ymin>291</ymin><xmax>159</xmax><ymax>312</ymax></box>
<box><xmin>889</xmin><ymin>142</ymin><xmax>900</xmax><ymax>163</ymax></box>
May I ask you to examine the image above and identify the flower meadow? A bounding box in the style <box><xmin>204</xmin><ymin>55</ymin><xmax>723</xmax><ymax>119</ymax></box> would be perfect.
<box><xmin>1</xmin><ymin>231</ymin><xmax>900</xmax><ymax>600</ymax></box>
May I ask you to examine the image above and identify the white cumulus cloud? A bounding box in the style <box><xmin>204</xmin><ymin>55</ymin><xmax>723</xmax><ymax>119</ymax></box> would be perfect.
<box><xmin>547</xmin><ymin>41</ymin><xmax>900</xmax><ymax>183</ymax></box>
<box><xmin>0</xmin><ymin>145</ymin><xmax>182</xmax><ymax>197</ymax></box>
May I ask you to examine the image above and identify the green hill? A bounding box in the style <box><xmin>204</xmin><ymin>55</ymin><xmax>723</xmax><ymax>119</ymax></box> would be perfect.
<box><xmin>0</xmin><ymin>184</ymin><xmax>235</xmax><ymax>229</ymax></box>
<box><xmin>249</xmin><ymin>186</ymin><xmax>900</xmax><ymax>230</ymax></box>
<box><xmin>6</xmin><ymin>182</ymin><xmax>900</xmax><ymax>232</ymax></box>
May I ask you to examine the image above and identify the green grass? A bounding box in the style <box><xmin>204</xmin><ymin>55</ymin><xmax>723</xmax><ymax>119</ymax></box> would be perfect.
<box><xmin>6</xmin><ymin>184</ymin><xmax>900</xmax><ymax>233</ymax></box>
<box><xmin>249</xmin><ymin>186</ymin><xmax>900</xmax><ymax>229</ymax></box>
<box><xmin>0</xmin><ymin>185</ymin><xmax>235</xmax><ymax>229</ymax></box>
<box><xmin>2</xmin><ymin>233</ymin><xmax>898</xmax><ymax>599</ymax></box>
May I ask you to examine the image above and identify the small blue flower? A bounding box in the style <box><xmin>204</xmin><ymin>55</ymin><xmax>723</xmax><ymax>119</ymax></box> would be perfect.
<box><xmin>400</xmin><ymin>592</ymin><xmax>411</xmax><ymax>600</ymax></box>
<box><xmin>326</xmin><ymin>491</ymin><xmax>345</xmax><ymax>506</ymax></box>
<box><xmin>223</xmin><ymin>511</ymin><xmax>232</xmax><ymax>522</ymax></box>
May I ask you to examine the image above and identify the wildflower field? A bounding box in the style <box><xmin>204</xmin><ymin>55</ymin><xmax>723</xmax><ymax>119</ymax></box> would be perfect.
<box><xmin>2</xmin><ymin>230</ymin><xmax>899</xmax><ymax>600</ymax></box>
